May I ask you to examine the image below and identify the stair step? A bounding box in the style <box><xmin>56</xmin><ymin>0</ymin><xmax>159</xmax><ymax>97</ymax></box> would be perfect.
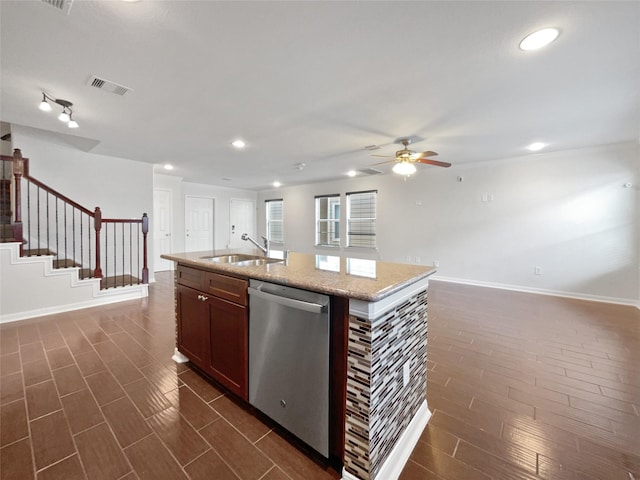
<box><xmin>101</xmin><ymin>275</ymin><xmax>141</xmax><ymax>289</ymax></box>
<box><xmin>0</xmin><ymin>223</ymin><xmax>16</xmax><ymax>242</ymax></box>
<box><xmin>23</xmin><ymin>248</ymin><xmax>56</xmax><ymax>256</ymax></box>
<box><xmin>79</xmin><ymin>268</ymin><xmax>94</xmax><ymax>279</ymax></box>
<box><xmin>53</xmin><ymin>259</ymin><xmax>81</xmax><ymax>269</ymax></box>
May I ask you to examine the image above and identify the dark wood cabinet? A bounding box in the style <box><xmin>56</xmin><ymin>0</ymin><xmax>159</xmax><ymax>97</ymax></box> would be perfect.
<box><xmin>208</xmin><ymin>296</ymin><xmax>248</xmax><ymax>398</ymax></box>
<box><xmin>176</xmin><ymin>284</ymin><xmax>210</xmax><ymax>369</ymax></box>
<box><xmin>176</xmin><ymin>265</ymin><xmax>249</xmax><ymax>400</ymax></box>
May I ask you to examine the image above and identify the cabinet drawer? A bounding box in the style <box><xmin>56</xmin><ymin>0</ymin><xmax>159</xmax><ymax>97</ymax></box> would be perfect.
<box><xmin>177</xmin><ymin>265</ymin><xmax>204</xmax><ymax>290</ymax></box>
<box><xmin>204</xmin><ymin>272</ymin><xmax>248</xmax><ymax>306</ymax></box>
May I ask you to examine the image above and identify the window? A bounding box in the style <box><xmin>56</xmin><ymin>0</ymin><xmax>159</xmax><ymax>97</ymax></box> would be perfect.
<box><xmin>265</xmin><ymin>199</ymin><xmax>284</xmax><ymax>243</ymax></box>
<box><xmin>315</xmin><ymin>194</ymin><xmax>341</xmax><ymax>246</ymax></box>
<box><xmin>347</xmin><ymin>190</ymin><xmax>377</xmax><ymax>248</ymax></box>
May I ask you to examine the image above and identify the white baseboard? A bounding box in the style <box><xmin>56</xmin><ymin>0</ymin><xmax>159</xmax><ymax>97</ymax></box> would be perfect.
<box><xmin>342</xmin><ymin>400</ymin><xmax>431</xmax><ymax>480</ymax></box>
<box><xmin>431</xmin><ymin>275</ymin><xmax>639</xmax><ymax>309</ymax></box>
<box><xmin>0</xmin><ymin>284</ymin><xmax>148</xmax><ymax>324</ymax></box>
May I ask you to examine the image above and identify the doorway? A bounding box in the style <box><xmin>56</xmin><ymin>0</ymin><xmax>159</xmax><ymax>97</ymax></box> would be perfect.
<box><xmin>229</xmin><ymin>198</ymin><xmax>255</xmax><ymax>249</ymax></box>
<box><xmin>153</xmin><ymin>188</ymin><xmax>173</xmax><ymax>272</ymax></box>
<box><xmin>185</xmin><ymin>196</ymin><xmax>215</xmax><ymax>252</ymax></box>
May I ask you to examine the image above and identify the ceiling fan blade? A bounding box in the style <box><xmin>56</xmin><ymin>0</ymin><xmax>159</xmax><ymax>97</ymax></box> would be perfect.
<box><xmin>370</xmin><ymin>154</ymin><xmax>395</xmax><ymax>158</ymax></box>
<box><xmin>416</xmin><ymin>158</ymin><xmax>452</xmax><ymax>168</ymax></box>
<box><xmin>370</xmin><ymin>159</ymin><xmax>396</xmax><ymax>166</ymax></box>
<box><xmin>416</xmin><ymin>151</ymin><xmax>438</xmax><ymax>158</ymax></box>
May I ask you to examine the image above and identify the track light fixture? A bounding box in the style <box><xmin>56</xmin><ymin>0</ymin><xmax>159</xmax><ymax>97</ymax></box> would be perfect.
<box><xmin>38</xmin><ymin>92</ymin><xmax>79</xmax><ymax>129</ymax></box>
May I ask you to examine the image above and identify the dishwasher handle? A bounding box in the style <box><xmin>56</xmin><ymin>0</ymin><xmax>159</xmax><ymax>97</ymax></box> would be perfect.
<box><xmin>248</xmin><ymin>287</ymin><xmax>327</xmax><ymax>314</ymax></box>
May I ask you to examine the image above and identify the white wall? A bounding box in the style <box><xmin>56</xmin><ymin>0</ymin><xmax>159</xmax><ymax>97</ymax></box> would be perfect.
<box><xmin>12</xmin><ymin>126</ymin><xmax>153</xmax><ymax>218</ymax></box>
<box><xmin>153</xmin><ymin>174</ymin><xmax>258</xmax><ymax>255</ymax></box>
<box><xmin>258</xmin><ymin>143</ymin><xmax>639</xmax><ymax>304</ymax></box>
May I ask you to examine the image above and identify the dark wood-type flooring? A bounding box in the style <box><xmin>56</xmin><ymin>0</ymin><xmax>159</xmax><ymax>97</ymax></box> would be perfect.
<box><xmin>1</xmin><ymin>272</ymin><xmax>638</xmax><ymax>479</ymax></box>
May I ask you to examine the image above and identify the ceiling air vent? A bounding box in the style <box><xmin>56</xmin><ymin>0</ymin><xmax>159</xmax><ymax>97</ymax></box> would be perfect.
<box><xmin>87</xmin><ymin>76</ymin><xmax>132</xmax><ymax>96</ymax></box>
<box><xmin>40</xmin><ymin>0</ymin><xmax>73</xmax><ymax>15</ymax></box>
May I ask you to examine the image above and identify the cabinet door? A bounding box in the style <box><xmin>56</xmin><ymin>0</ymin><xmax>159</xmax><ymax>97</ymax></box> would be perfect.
<box><xmin>177</xmin><ymin>285</ymin><xmax>210</xmax><ymax>370</ymax></box>
<box><xmin>208</xmin><ymin>297</ymin><xmax>248</xmax><ymax>399</ymax></box>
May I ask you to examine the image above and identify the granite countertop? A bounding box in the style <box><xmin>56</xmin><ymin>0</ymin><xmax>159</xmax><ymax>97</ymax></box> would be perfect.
<box><xmin>161</xmin><ymin>249</ymin><xmax>436</xmax><ymax>302</ymax></box>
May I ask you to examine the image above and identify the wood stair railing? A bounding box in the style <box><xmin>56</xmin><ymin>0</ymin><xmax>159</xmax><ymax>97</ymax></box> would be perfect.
<box><xmin>1</xmin><ymin>149</ymin><xmax>149</xmax><ymax>289</ymax></box>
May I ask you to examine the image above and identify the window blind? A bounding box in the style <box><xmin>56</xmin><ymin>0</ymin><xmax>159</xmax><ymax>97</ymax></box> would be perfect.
<box><xmin>265</xmin><ymin>199</ymin><xmax>284</xmax><ymax>243</ymax></box>
<box><xmin>346</xmin><ymin>190</ymin><xmax>377</xmax><ymax>248</ymax></box>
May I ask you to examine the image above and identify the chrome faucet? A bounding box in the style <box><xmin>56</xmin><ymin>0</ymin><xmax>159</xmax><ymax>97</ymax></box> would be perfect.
<box><xmin>241</xmin><ymin>233</ymin><xmax>269</xmax><ymax>256</ymax></box>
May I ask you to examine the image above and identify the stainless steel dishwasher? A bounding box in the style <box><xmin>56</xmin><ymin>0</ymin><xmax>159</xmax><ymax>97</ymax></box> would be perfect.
<box><xmin>248</xmin><ymin>279</ymin><xmax>330</xmax><ymax>457</ymax></box>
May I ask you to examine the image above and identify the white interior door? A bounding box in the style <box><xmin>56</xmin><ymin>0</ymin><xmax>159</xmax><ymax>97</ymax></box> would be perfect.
<box><xmin>153</xmin><ymin>188</ymin><xmax>173</xmax><ymax>272</ymax></box>
<box><xmin>185</xmin><ymin>196</ymin><xmax>215</xmax><ymax>252</ymax></box>
<box><xmin>229</xmin><ymin>198</ymin><xmax>255</xmax><ymax>249</ymax></box>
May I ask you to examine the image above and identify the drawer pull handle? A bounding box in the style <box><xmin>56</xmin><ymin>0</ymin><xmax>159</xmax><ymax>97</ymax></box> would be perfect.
<box><xmin>198</xmin><ymin>295</ymin><xmax>209</xmax><ymax>302</ymax></box>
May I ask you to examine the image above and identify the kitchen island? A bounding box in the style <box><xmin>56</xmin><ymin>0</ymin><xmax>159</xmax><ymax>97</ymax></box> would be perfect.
<box><xmin>161</xmin><ymin>249</ymin><xmax>435</xmax><ymax>480</ymax></box>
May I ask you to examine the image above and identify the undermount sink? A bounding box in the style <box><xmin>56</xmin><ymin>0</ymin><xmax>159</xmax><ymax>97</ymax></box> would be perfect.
<box><xmin>233</xmin><ymin>258</ymin><xmax>283</xmax><ymax>267</ymax></box>
<box><xmin>203</xmin><ymin>254</ymin><xmax>283</xmax><ymax>267</ymax></box>
<box><xmin>204</xmin><ymin>254</ymin><xmax>262</xmax><ymax>263</ymax></box>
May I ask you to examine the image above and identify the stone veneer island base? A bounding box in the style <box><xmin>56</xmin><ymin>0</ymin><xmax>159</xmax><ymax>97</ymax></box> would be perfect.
<box><xmin>161</xmin><ymin>250</ymin><xmax>434</xmax><ymax>480</ymax></box>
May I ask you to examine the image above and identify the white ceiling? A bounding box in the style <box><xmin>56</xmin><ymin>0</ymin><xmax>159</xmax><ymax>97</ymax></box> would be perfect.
<box><xmin>1</xmin><ymin>1</ymin><xmax>638</xmax><ymax>190</ymax></box>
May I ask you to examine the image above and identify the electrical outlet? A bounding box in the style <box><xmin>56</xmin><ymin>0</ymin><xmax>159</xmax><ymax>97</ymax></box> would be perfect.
<box><xmin>433</xmin><ymin>260</ymin><xmax>440</xmax><ymax>267</ymax></box>
<box><xmin>403</xmin><ymin>362</ymin><xmax>410</xmax><ymax>387</ymax></box>
<box><xmin>534</xmin><ymin>266</ymin><xmax>543</xmax><ymax>275</ymax></box>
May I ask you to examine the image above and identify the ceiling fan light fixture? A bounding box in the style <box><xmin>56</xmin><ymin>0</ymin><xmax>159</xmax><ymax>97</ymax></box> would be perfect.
<box><xmin>392</xmin><ymin>161</ymin><xmax>417</xmax><ymax>176</ymax></box>
<box><xmin>519</xmin><ymin>28</ymin><xmax>559</xmax><ymax>51</ymax></box>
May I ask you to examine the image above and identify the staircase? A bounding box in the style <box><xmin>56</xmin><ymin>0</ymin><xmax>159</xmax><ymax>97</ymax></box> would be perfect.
<box><xmin>0</xmin><ymin>149</ymin><xmax>149</xmax><ymax>323</ymax></box>
<box><xmin>1</xmin><ymin>173</ymin><xmax>15</xmax><ymax>242</ymax></box>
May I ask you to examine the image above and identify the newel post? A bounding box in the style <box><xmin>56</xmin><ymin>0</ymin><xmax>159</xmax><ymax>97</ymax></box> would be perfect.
<box><xmin>12</xmin><ymin>148</ymin><xmax>24</xmax><ymax>254</ymax></box>
<box><xmin>93</xmin><ymin>207</ymin><xmax>103</xmax><ymax>278</ymax></box>
<box><xmin>141</xmin><ymin>212</ymin><xmax>149</xmax><ymax>284</ymax></box>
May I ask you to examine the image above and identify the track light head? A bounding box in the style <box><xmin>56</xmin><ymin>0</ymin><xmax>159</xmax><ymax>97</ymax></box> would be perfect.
<box><xmin>39</xmin><ymin>93</ymin><xmax>52</xmax><ymax>112</ymax></box>
<box><xmin>67</xmin><ymin>114</ymin><xmax>79</xmax><ymax>129</ymax></box>
<box><xmin>58</xmin><ymin>109</ymin><xmax>70</xmax><ymax>123</ymax></box>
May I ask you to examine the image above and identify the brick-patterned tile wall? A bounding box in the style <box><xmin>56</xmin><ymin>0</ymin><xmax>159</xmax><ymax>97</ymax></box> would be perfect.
<box><xmin>344</xmin><ymin>288</ymin><xmax>428</xmax><ymax>480</ymax></box>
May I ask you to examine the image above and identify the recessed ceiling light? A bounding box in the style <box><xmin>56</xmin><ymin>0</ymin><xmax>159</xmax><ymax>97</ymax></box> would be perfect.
<box><xmin>527</xmin><ymin>142</ymin><xmax>546</xmax><ymax>151</ymax></box>
<box><xmin>347</xmin><ymin>170</ymin><xmax>357</xmax><ymax>177</ymax></box>
<box><xmin>519</xmin><ymin>28</ymin><xmax>559</xmax><ymax>51</ymax></box>
<box><xmin>273</xmin><ymin>181</ymin><xmax>281</xmax><ymax>188</ymax></box>
<box><xmin>163</xmin><ymin>164</ymin><xmax>174</xmax><ymax>170</ymax></box>
<box><xmin>231</xmin><ymin>139</ymin><xmax>246</xmax><ymax>149</ymax></box>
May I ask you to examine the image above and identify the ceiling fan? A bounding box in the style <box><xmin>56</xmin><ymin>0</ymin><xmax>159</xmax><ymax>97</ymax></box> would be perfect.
<box><xmin>371</xmin><ymin>138</ymin><xmax>451</xmax><ymax>175</ymax></box>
